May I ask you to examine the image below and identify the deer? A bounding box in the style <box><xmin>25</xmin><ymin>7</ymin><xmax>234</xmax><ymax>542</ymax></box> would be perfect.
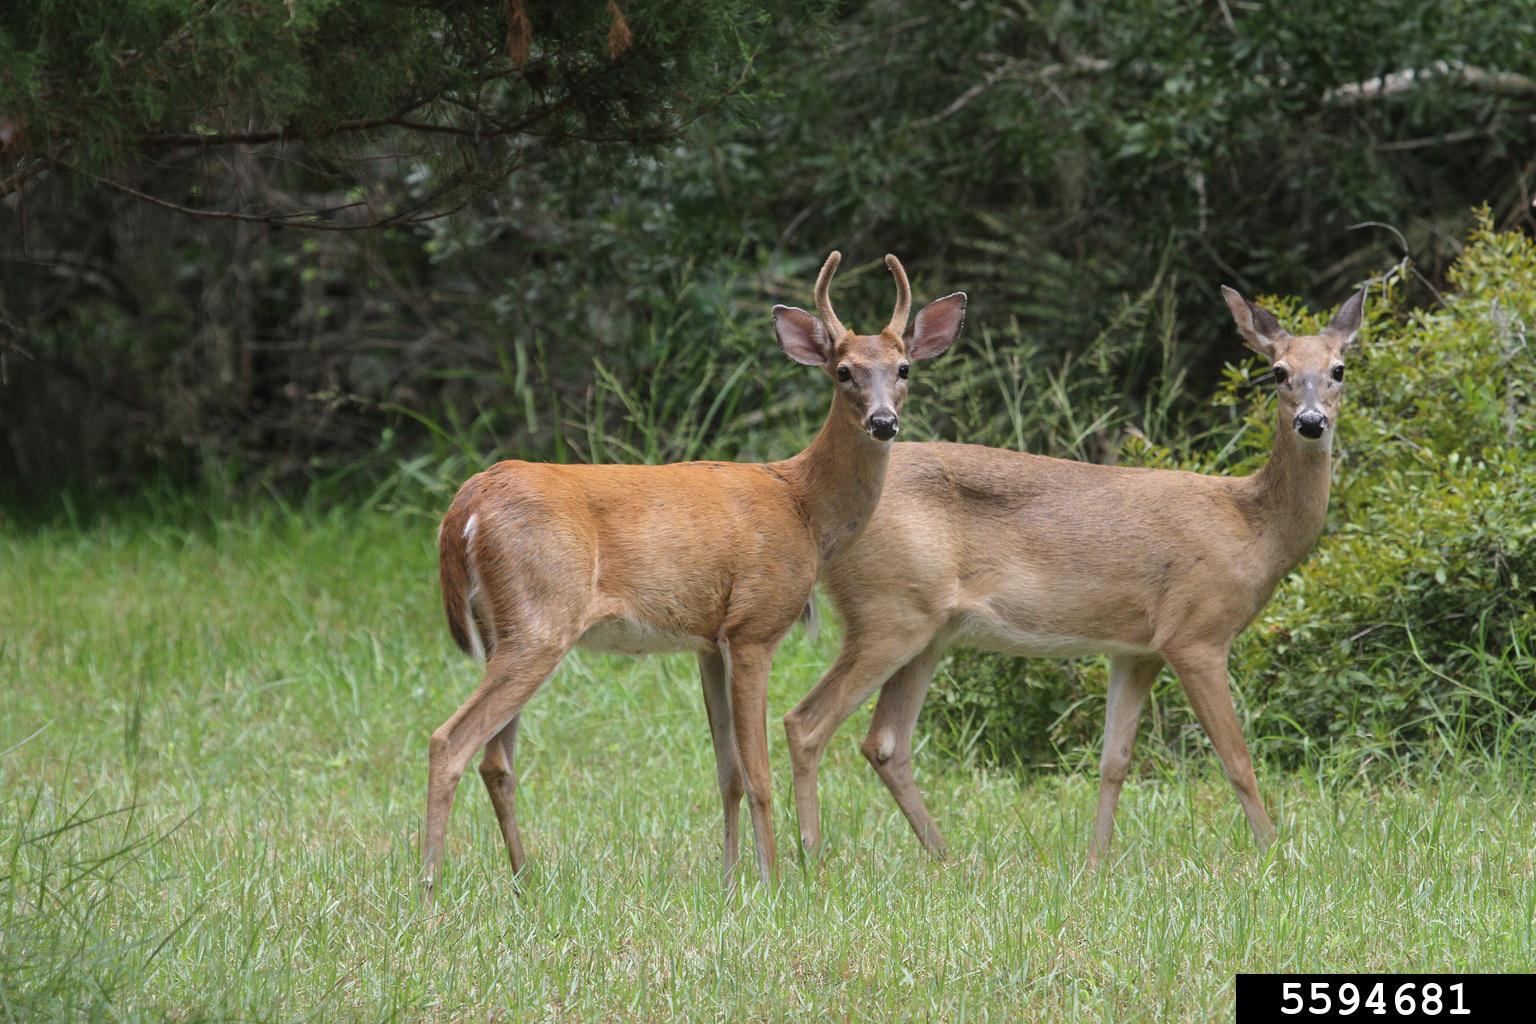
<box><xmin>424</xmin><ymin>252</ymin><xmax>967</xmax><ymax>901</ymax></box>
<box><xmin>782</xmin><ymin>285</ymin><xmax>1365</xmax><ymax>868</ymax></box>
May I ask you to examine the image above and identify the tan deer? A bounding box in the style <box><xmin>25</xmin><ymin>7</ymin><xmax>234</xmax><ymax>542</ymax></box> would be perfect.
<box><xmin>424</xmin><ymin>253</ymin><xmax>966</xmax><ymax>899</ymax></box>
<box><xmin>783</xmin><ymin>286</ymin><xmax>1365</xmax><ymax>866</ymax></box>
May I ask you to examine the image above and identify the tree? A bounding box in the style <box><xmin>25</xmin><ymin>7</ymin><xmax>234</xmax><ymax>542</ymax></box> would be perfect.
<box><xmin>4</xmin><ymin>1</ymin><xmax>1535</xmax><ymax>502</ymax></box>
<box><xmin>1</xmin><ymin>1</ymin><xmax>765</xmax><ymax>227</ymax></box>
<box><xmin>0</xmin><ymin>1</ymin><xmax>796</xmax><ymax>498</ymax></box>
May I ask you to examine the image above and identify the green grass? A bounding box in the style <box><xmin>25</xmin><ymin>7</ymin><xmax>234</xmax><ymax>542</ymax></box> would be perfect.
<box><xmin>3</xmin><ymin>510</ymin><xmax>1533</xmax><ymax>1022</ymax></box>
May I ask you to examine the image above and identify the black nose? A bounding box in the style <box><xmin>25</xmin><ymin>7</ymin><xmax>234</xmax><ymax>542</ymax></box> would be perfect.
<box><xmin>1295</xmin><ymin>412</ymin><xmax>1328</xmax><ymax>439</ymax></box>
<box><xmin>867</xmin><ymin>414</ymin><xmax>899</xmax><ymax>440</ymax></box>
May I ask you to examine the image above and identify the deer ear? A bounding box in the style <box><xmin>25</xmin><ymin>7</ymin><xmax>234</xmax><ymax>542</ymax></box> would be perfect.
<box><xmin>1326</xmin><ymin>290</ymin><xmax>1365</xmax><ymax>349</ymax></box>
<box><xmin>908</xmin><ymin>292</ymin><xmax>967</xmax><ymax>361</ymax></box>
<box><xmin>1221</xmin><ymin>285</ymin><xmax>1287</xmax><ymax>358</ymax></box>
<box><xmin>772</xmin><ymin>305</ymin><xmax>829</xmax><ymax>367</ymax></box>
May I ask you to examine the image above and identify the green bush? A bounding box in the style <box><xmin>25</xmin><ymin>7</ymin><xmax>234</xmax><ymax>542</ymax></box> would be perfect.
<box><xmin>925</xmin><ymin>217</ymin><xmax>1536</xmax><ymax>772</ymax></box>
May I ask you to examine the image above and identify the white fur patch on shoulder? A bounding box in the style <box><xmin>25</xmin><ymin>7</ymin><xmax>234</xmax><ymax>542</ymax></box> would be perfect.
<box><xmin>464</xmin><ymin>513</ymin><xmax>478</xmax><ymax>542</ymax></box>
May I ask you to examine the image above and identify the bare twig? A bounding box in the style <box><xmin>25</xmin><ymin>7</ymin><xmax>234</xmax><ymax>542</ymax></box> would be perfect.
<box><xmin>1373</xmin><ymin>127</ymin><xmax>1490</xmax><ymax>152</ymax></box>
<box><xmin>1214</xmin><ymin>0</ymin><xmax>1238</xmax><ymax>34</ymax></box>
<box><xmin>133</xmin><ymin>89</ymin><xmax>580</xmax><ymax>149</ymax></box>
<box><xmin>0</xmin><ymin>158</ymin><xmax>52</xmax><ymax>201</ymax></box>
<box><xmin>912</xmin><ymin>55</ymin><xmax>1113</xmax><ymax>128</ymax></box>
<box><xmin>60</xmin><ymin>162</ymin><xmax>479</xmax><ymax>231</ymax></box>
<box><xmin>1325</xmin><ymin>61</ymin><xmax>1536</xmax><ymax>107</ymax></box>
<box><xmin>1347</xmin><ymin>220</ymin><xmax>1445</xmax><ymax>305</ymax></box>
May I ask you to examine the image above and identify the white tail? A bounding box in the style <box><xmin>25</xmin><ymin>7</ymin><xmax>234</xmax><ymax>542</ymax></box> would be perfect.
<box><xmin>424</xmin><ymin>253</ymin><xmax>966</xmax><ymax>901</ymax></box>
<box><xmin>783</xmin><ymin>286</ymin><xmax>1365</xmax><ymax>866</ymax></box>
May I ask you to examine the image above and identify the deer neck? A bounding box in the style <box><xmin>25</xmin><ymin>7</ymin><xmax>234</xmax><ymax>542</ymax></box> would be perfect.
<box><xmin>779</xmin><ymin>392</ymin><xmax>891</xmax><ymax>561</ymax></box>
<box><xmin>1248</xmin><ymin>412</ymin><xmax>1334</xmax><ymax>574</ymax></box>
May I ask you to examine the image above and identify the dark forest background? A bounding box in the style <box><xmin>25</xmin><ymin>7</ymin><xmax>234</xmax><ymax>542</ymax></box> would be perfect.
<box><xmin>2</xmin><ymin>15</ymin><xmax>1535</xmax><ymax>1010</ymax></box>
<box><xmin>4</xmin><ymin>0</ymin><xmax>1534</xmax><ymax>504</ymax></box>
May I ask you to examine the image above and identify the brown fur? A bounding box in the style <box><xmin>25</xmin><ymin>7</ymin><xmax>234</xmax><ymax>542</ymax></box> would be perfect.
<box><xmin>784</xmin><ymin>287</ymin><xmax>1364</xmax><ymax>866</ymax></box>
<box><xmin>420</xmin><ymin>252</ymin><xmax>967</xmax><ymax>901</ymax></box>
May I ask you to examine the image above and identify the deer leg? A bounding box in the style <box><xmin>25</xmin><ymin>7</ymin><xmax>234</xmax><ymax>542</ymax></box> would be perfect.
<box><xmin>724</xmin><ymin>641</ymin><xmax>778</xmax><ymax>884</ymax></box>
<box><xmin>423</xmin><ymin>642</ymin><xmax>568</xmax><ymax>905</ymax></box>
<box><xmin>478</xmin><ymin>715</ymin><xmax>525</xmax><ymax>875</ymax></box>
<box><xmin>1087</xmin><ymin>655</ymin><xmax>1163</xmax><ymax>869</ymax></box>
<box><xmin>698</xmin><ymin>648</ymin><xmax>745</xmax><ymax>886</ymax></box>
<box><xmin>1165</xmin><ymin>644</ymin><xmax>1277</xmax><ymax>850</ymax></box>
<box><xmin>783</xmin><ymin>634</ymin><xmax>927</xmax><ymax>860</ymax></box>
<box><xmin>860</xmin><ymin>639</ymin><xmax>947</xmax><ymax>858</ymax></box>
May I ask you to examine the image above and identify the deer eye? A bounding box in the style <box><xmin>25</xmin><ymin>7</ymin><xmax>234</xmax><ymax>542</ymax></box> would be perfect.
<box><xmin>836</xmin><ymin>365</ymin><xmax>852</xmax><ymax>382</ymax></box>
<box><xmin>1331</xmin><ymin>365</ymin><xmax>1345</xmax><ymax>383</ymax></box>
<box><xmin>1272</xmin><ymin>366</ymin><xmax>1289</xmax><ymax>385</ymax></box>
<box><xmin>897</xmin><ymin>363</ymin><xmax>910</xmax><ymax>379</ymax></box>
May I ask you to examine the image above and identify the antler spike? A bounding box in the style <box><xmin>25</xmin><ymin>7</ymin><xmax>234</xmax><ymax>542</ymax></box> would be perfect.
<box><xmin>884</xmin><ymin>254</ymin><xmax>911</xmax><ymax>336</ymax></box>
<box><xmin>815</xmin><ymin>251</ymin><xmax>846</xmax><ymax>339</ymax></box>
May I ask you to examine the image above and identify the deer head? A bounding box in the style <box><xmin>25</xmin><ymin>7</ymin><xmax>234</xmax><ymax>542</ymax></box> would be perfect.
<box><xmin>774</xmin><ymin>252</ymin><xmax>966</xmax><ymax>441</ymax></box>
<box><xmin>1223</xmin><ymin>286</ymin><xmax>1365</xmax><ymax>446</ymax></box>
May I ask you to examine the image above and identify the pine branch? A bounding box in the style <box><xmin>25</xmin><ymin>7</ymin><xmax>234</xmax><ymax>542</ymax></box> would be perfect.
<box><xmin>132</xmin><ymin>88</ymin><xmax>581</xmax><ymax>150</ymax></box>
<box><xmin>58</xmin><ymin>161</ymin><xmax>480</xmax><ymax>231</ymax></box>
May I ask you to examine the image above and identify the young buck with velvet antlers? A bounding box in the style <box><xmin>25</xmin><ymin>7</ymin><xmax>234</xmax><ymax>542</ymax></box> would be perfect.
<box><xmin>425</xmin><ymin>253</ymin><xmax>966</xmax><ymax>899</ymax></box>
<box><xmin>784</xmin><ymin>285</ymin><xmax>1364</xmax><ymax>866</ymax></box>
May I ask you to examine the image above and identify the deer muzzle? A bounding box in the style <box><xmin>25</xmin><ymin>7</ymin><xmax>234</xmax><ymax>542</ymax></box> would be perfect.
<box><xmin>1294</xmin><ymin>410</ymin><xmax>1328</xmax><ymax>439</ymax></box>
<box><xmin>866</xmin><ymin>412</ymin><xmax>899</xmax><ymax>441</ymax></box>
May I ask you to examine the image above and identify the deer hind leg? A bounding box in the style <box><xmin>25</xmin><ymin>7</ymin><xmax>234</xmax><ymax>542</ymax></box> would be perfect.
<box><xmin>1165</xmin><ymin>644</ymin><xmax>1277</xmax><ymax>851</ymax></box>
<box><xmin>423</xmin><ymin>641</ymin><xmax>569</xmax><ymax>905</ymax></box>
<box><xmin>698</xmin><ymin>648</ymin><xmax>745</xmax><ymax>887</ymax></box>
<box><xmin>860</xmin><ymin>638</ymin><xmax>947</xmax><ymax>858</ymax></box>
<box><xmin>783</xmin><ymin>630</ymin><xmax>931</xmax><ymax>861</ymax></box>
<box><xmin>724</xmin><ymin>641</ymin><xmax>779</xmax><ymax>884</ymax></box>
<box><xmin>478</xmin><ymin>715</ymin><xmax>526</xmax><ymax>875</ymax></box>
<box><xmin>1087</xmin><ymin>654</ymin><xmax>1163</xmax><ymax>869</ymax></box>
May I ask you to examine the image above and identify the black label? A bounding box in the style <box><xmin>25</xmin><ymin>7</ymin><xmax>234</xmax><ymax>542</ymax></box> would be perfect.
<box><xmin>1236</xmin><ymin>974</ymin><xmax>1534</xmax><ymax>1022</ymax></box>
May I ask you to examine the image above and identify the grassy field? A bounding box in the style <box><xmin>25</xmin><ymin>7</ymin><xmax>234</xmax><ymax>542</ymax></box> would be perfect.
<box><xmin>3</xmin><ymin>509</ymin><xmax>1533</xmax><ymax>1022</ymax></box>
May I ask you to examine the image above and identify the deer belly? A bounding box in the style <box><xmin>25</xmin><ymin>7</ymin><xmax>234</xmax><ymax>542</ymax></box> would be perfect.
<box><xmin>577</xmin><ymin>615</ymin><xmax>711</xmax><ymax>655</ymax></box>
<box><xmin>951</xmin><ymin>613</ymin><xmax>1153</xmax><ymax>659</ymax></box>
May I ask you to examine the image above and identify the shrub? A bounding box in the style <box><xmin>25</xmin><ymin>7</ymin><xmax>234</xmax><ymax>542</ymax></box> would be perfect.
<box><xmin>924</xmin><ymin>216</ymin><xmax>1536</xmax><ymax>772</ymax></box>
